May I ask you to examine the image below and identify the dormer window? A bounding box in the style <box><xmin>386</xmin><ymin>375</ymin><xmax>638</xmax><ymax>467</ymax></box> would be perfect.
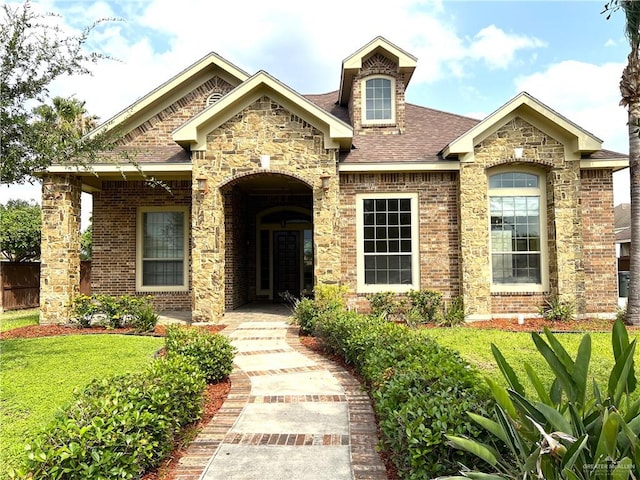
<box><xmin>362</xmin><ymin>76</ymin><xmax>395</xmax><ymax>125</ymax></box>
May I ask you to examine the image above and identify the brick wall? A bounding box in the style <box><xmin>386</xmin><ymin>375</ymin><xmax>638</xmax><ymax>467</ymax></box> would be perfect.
<box><xmin>339</xmin><ymin>171</ymin><xmax>460</xmax><ymax>304</ymax></box>
<box><xmin>580</xmin><ymin>169</ymin><xmax>618</xmax><ymax>315</ymax></box>
<box><xmin>92</xmin><ymin>180</ymin><xmax>192</xmax><ymax>311</ymax></box>
<box><xmin>122</xmin><ymin>77</ymin><xmax>234</xmax><ymax>147</ymax></box>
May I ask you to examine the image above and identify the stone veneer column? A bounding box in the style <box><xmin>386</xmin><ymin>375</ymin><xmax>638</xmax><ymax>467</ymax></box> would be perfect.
<box><xmin>191</xmin><ymin>162</ymin><xmax>225</xmax><ymax>323</ymax></box>
<box><xmin>313</xmin><ymin>177</ymin><xmax>341</xmax><ymax>285</ymax></box>
<box><xmin>40</xmin><ymin>175</ymin><xmax>82</xmax><ymax>324</ymax></box>
<box><xmin>549</xmin><ymin>159</ymin><xmax>585</xmax><ymax>312</ymax></box>
<box><xmin>458</xmin><ymin>159</ymin><xmax>492</xmax><ymax>320</ymax></box>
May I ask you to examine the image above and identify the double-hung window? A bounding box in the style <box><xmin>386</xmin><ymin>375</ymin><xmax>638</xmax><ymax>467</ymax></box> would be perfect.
<box><xmin>489</xmin><ymin>171</ymin><xmax>547</xmax><ymax>291</ymax></box>
<box><xmin>136</xmin><ymin>207</ymin><xmax>188</xmax><ymax>291</ymax></box>
<box><xmin>362</xmin><ymin>76</ymin><xmax>395</xmax><ymax>124</ymax></box>
<box><xmin>356</xmin><ymin>193</ymin><xmax>418</xmax><ymax>292</ymax></box>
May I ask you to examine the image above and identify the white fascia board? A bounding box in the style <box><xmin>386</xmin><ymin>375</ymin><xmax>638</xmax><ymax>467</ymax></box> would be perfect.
<box><xmin>580</xmin><ymin>158</ymin><xmax>629</xmax><ymax>170</ymax></box>
<box><xmin>445</xmin><ymin>92</ymin><xmax>602</xmax><ymax>156</ymax></box>
<box><xmin>89</xmin><ymin>53</ymin><xmax>250</xmax><ymax>138</ymax></box>
<box><xmin>339</xmin><ymin>161</ymin><xmax>460</xmax><ymax>173</ymax></box>
<box><xmin>45</xmin><ymin>163</ymin><xmax>192</xmax><ymax>175</ymax></box>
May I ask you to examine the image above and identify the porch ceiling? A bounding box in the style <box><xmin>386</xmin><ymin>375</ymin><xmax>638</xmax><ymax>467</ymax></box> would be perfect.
<box><xmin>228</xmin><ymin>174</ymin><xmax>312</xmax><ymax>195</ymax></box>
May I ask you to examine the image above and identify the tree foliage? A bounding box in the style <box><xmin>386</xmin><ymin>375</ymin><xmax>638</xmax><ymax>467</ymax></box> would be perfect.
<box><xmin>604</xmin><ymin>0</ymin><xmax>640</xmax><ymax>325</ymax></box>
<box><xmin>0</xmin><ymin>200</ymin><xmax>41</xmax><ymax>262</ymax></box>
<box><xmin>0</xmin><ymin>0</ymin><xmax>117</xmax><ymax>184</ymax></box>
<box><xmin>80</xmin><ymin>221</ymin><xmax>92</xmax><ymax>260</ymax></box>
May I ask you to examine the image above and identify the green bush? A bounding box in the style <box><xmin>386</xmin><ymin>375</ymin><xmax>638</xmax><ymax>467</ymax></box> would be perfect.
<box><xmin>165</xmin><ymin>325</ymin><xmax>236</xmax><ymax>383</ymax></box>
<box><xmin>15</xmin><ymin>356</ymin><xmax>205</xmax><ymax>480</ymax></box>
<box><xmin>538</xmin><ymin>294</ymin><xmax>575</xmax><ymax>322</ymax></box>
<box><xmin>292</xmin><ymin>297</ymin><xmax>318</xmax><ymax>335</ymax></box>
<box><xmin>311</xmin><ymin>306</ymin><xmax>491</xmax><ymax>478</ymax></box>
<box><xmin>407</xmin><ymin>289</ymin><xmax>442</xmax><ymax>323</ymax></box>
<box><xmin>68</xmin><ymin>294</ymin><xmax>159</xmax><ymax>332</ymax></box>
<box><xmin>436</xmin><ymin>296</ymin><xmax>466</xmax><ymax>327</ymax></box>
<box><xmin>366</xmin><ymin>291</ymin><xmax>399</xmax><ymax>320</ymax></box>
<box><xmin>291</xmin><ymin>284</ymin><xmax>348</xmax><ymax>335</ymax></box>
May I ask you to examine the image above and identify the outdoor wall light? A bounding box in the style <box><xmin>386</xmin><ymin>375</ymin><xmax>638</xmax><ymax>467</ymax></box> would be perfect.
<box><xmin>320</xmin><ymin>175</ymin><xmax>331</xmax><ymax>191</ymax></box>
<box><xmin>514</xmin><ymin>147</ymin><xmax>524</xmax><ymax>159</ymax></box>
<box><xmin>260</xmin><ymin>155</ymin><xmax>271</xmax><ymax>169</ymax></box>
<box><xmin>196</xmin><ymin>177</ymin><xmax>208</xmax><ymax>193</ymax></box>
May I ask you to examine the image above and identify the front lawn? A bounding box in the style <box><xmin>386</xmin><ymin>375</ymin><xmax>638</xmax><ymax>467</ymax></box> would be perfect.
<box><xmin>0</xmin><ymin>308</ymin><xmax>39</xmax><ymax>332</ymax></box>
<box><xmin>0</xmin><ymin>334</ymin><xmax>164</xmax><ymax>476</ymax></box>
<box><xmin>424</xmin><ymin>326</ymin><xmax>640</xmax><ymax>398</ymax></box>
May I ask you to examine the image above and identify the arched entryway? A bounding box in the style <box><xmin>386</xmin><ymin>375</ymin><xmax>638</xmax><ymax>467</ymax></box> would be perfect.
<box><xmin>221</xmin><ymin>172</ymin><xmax>313</xmax><ymax>310</ymax></box>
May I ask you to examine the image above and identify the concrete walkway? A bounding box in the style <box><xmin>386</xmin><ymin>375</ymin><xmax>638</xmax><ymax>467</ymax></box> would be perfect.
<box><xmin>170</xmin><ymin>305</ymin><xmax>387</xmax><ymax>480</ymax></box>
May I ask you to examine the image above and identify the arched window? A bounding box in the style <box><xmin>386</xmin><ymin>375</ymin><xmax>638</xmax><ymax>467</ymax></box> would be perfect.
<box><xmin>488</xmin><ymin>170</ymin><xmax>547</xmax><ymax>291</ymax></box>
<box><xmin>362</xmin><ymin>76</ymin><xmax>395</xmax><ymax>124</ymax></box>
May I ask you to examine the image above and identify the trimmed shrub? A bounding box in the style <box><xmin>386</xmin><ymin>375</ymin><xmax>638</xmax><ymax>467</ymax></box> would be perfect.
<box><xmin>165</xmin><ymin>325</ymin><xmax>236</xmax><ymax>383</ymax></box>
<box><xmin>16</xmin><ymin>356</ymin><xmax>205</xmax><ymax>480</ymax></box>
<box><xmin>68</xmin><ymin>294</ymin><xmax>159</xmax><ymax>332</ymax></box>
<box><xmin>312</xmin><ymin>305</ymin><xmax>491</xmax><ymax>479</ymax></box>
<box><xmin>291</xmin><ymin>284</ymin><xmax>348</xmax><ymax>335</ymax></box>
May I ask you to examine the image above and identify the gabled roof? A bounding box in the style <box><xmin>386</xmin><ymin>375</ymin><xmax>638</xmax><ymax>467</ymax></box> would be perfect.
<box><xmin>173</xmin><ymin>71</ymin><xmax>353</xmax><ymax>151</ymax></box>
<box><xmin>339</xmin><ymin>36</ymin><xmax>417</xmax><ymax>106</ymax></box>
<box><xmin>91</xmin><ymin>52</ymin><xmax>250</xmax><ymax>137</ymax></box>
<box><xmin>443</xmin><ymin>92</ymin><xmax>602</xmax><ymax>157</ymax></box>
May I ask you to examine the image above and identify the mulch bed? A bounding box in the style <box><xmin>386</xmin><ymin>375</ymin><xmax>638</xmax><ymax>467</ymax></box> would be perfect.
<box><xmin>0</xmin><ymin>323</ymin><xmax>225</xmax><ymax>340</ymax></box>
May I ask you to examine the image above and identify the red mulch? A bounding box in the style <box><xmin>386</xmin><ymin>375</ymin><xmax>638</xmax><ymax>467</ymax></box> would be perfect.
<box><xmin>455</xmin><ymin>317</ymin><xmax>640</xmax><ymax>333</ymax></box>
<box><xmin>0</xmin><ymin>323</ymin><xmax>225</xmax><ymax>340</ymax></box>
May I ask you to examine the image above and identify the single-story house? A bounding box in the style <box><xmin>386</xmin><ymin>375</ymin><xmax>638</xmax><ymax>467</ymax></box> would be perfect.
<box><xmin>39</xmin><ymin>37</ymin><xmax>628</xmax><ymax>324</ymax></box>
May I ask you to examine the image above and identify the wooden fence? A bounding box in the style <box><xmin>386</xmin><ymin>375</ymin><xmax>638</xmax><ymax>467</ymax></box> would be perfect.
<box><xmin>0</xmin><ymin>261</ymin><xmax>91</xmax><ymax>312</ymax></box>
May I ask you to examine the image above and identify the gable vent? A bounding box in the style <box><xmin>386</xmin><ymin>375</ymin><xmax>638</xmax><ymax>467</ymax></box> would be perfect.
<box><xmin>206</xmin><ymin>92</ymin><xmax>223</xmax><ymax>106</ymax></box>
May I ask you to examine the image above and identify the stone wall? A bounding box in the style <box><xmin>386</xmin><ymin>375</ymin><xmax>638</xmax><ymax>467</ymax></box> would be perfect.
<box><xmin>339</xmin><ymin>171</ymin><xmax>460</xmax><ymax>307</ymax></box>
<box><xmin>92</xmin><ymin>180</ymin><xmax>192</xmax><ymax>311</ymax></box>
<box><xmin>191</xmin><ymin>96</ymin><xmax>340</xmax><ymax>322</ymax></box>
<box><xmin>40</xmin><ymin>175</ymin><xmax>82</xmax><ymax>324</ymax></box>
<box><xmin>461</xmin><ymin>116</ymin><xmax>588</xmax><ymax>319</ymax></box>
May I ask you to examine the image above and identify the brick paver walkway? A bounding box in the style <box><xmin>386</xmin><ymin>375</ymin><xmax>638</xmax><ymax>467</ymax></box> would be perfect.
<box><xmin>170</xmin><ymin>305</ymin><xmax>387</xmax><ymax>480</ymax></box>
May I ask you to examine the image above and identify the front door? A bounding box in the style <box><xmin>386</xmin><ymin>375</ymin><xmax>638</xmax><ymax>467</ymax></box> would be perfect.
<box><xmin>273</xmin><ymin>231</ymin><xmax>300</xmax><ymax>298</ymax></box>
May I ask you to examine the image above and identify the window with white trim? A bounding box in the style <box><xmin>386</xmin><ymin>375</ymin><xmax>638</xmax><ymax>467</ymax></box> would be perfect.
<box><xmin>356</xmin><ymin>193</ymin><xmax>418</xmax><ymax>292</ymax></box>
<box><xmin>362</xmin><ymin>76</ymin><xmax>395</xmax><ymax>124</ymax></box>
<box><xmin>137</xmin><ymin>207</ymin><xmax>188</xmax><ymax>291</ymax></box>
<box><xmin>489</xmin><ymin>171</ymin><xmax>547</xmax><ymax>290</ymax></box>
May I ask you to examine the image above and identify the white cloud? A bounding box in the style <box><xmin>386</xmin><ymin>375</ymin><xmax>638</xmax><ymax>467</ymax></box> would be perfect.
<box><xmin>515</xmin><ymin>60</ymin><xmax>627</xmax><ymax>154</ymax></box>
<box><xmin>469</xmin><ymin>25</ymin><xmax>546</xmax><ymax>69</ymax></box>
<box><xmin>35</xmin><ymin>0</ymin><xmax>546</xmax><ymax>122</ymax></box>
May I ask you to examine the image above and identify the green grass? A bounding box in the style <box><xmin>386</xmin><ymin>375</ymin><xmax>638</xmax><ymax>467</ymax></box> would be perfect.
<box><xmin>424</xmin><ymin>327</ymin><xmax>640</xmax><ymax>398</ymax></box>
<box><xmin>0</xmin><ymin>308</ymin><xmax>39</xmax><ymax>332</ymax></box>
<box><xmin>0</xmin><ymin>334</ymin><xmax>164</xmax><ymax>476</ymax></box>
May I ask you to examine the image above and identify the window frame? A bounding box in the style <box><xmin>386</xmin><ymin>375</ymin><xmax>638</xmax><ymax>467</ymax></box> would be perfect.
<box><xmin>356</xmin><ymin>192</ymin><xmax>419</xmax><ymax>293</ymax></box>
<box><xmin>488</xmin><ymin>167</ymin><xmax>548</xmax><ymax>293</ymax></box>
<box><xmin>136</xmin><ymin>206</ymin><xmax>189</xmax><ymax>292</ymax></box>
<box><xmin>361</xmin><ymin>75</ymin><xmax>396</xmax><ymax>126</ymax></box>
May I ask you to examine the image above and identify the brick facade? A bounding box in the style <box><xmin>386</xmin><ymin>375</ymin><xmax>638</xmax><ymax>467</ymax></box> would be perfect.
<box><xmin>92</xmin><ymin>180</ymin><xmax>192</xmax><ymax>311</ymax></box>
<box><xmin>39</xmin><ymin>40</ymin><xmax>621</xmax><ymax>324</ymax></box>
<box><xmin>580</xmin><ymin>169</ymin><xmax>618</xmax><ymax>316</ymax></box>
<box><xmin>340</xmin><ymin>172</ymin><xmax>460</xmax><ymax>304</ymax></box>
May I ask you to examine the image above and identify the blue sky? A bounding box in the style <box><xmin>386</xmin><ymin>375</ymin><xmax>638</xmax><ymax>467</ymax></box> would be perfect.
<box><xmin>0</xmin><ymin>0</ymin><xmax>633</xmax><ymax>217</ymax></box>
